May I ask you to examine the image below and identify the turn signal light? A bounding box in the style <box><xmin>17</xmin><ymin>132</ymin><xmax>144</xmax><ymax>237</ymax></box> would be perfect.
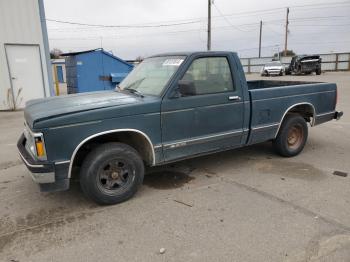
<box><xmin>35</xmin><ymin>139</ymin><xmax>45</xmax><ymax>157</ymax></box>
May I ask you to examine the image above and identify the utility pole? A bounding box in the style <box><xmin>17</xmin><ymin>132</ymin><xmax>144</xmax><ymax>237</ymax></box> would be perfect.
<box><xmin>207</xmin><ymin>0</ymin><xmax>211</xmax><ymax>51</ymax></box>
<box><xmin>258</xmin><ymin>20</ymin><xmax>262</xmax><ymax>58</ymax></box>
<box><xmin>284</xmin><ymin>7</ymin><xmax>289</xmax><ymax>56</ymax></box>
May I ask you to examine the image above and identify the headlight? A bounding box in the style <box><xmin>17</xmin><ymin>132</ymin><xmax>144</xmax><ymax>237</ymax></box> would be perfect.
<box><xmin>24</xmin><ymin>123</ymin><xmax>47</xmax><ymax>160</ymax></box>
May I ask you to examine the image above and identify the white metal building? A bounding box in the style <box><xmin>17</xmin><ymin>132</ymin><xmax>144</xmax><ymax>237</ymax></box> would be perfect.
<box><xmin>0</xmin><ymin>0</ymin><xmax>53</xmax><ymax>110</ymax></box>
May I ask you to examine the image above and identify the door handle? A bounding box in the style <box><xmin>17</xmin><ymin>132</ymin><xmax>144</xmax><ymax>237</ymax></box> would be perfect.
<box><xmin>228</xmin><ymin>96</ymin><xmax>241</xmax><ymax>101</ymax></box>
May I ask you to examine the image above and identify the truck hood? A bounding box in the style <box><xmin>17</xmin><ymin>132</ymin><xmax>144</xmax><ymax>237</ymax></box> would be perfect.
<box><xmin>24</xmin><ymin>91</ymin><xmax>140</xmax><ymax>128</ymax></box>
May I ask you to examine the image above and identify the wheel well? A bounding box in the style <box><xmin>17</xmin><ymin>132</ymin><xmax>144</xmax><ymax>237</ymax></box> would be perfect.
<box><xmin>70</xmin><ymin>131</ymin><xmax>154</xmax><ymax>179</ymax></box>
<box><xmin>274</xmin><ymin>103</ymin><xmax>315</xmax><ymax>138</ymax></box>
<box><xmin>284</xmin><ymin>104</ymin><xmax>315</xmax><ymax>125</ymax></box>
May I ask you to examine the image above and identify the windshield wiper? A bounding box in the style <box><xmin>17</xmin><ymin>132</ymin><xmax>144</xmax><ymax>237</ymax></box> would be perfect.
<box><xmin>118</xmin><ymin>77</ymin><xmax>146</xmax><ymax>97</ymax></box>
<box><xmin>124</xmin><ymin>87</ymin><xmax>144</xmax><ymax>97</ymax></box>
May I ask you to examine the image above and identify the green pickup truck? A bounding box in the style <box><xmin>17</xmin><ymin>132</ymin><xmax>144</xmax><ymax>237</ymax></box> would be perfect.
<box><xmin>18</xmin><ymin>51</ymin><xmax>343</xmax><ymax>204</ymax></box>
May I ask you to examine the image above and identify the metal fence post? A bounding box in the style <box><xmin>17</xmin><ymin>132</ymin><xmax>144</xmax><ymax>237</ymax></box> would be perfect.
<box><xmin>248</xmin><ymin>58</ymin><xmax>251</xmax><ymax>74</ymax></box>
<box><xmin>335</xmin><ymin>54</ymin><xmax>339</xmax><ymax>71</ymax></box>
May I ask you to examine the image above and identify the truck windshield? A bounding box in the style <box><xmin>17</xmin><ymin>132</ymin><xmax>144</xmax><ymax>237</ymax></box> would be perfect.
<box><xmin>118</xmin><ymin>56</ymin><xmax>185</xmax><ymax>96</ymax></box>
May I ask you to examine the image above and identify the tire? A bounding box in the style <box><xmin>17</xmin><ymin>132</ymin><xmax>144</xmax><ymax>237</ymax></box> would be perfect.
<box><xmin>273</xmin><ymin>114</ymin><xmax>308</xmax><ymax>157</ymax></box>
<box><xmin>297</xmin><ymin>66</ymin><xmax>302</xmax><ymax>75</ymax></box>
<box><xmin>316</xmin><ymin>68</ymin><xmax>321</xmax><ymax>75</ymax></box>
<box><xmin>80</xmin><ymin>142</ymin><xmax>144</xmax><ymax>205</ymax></box>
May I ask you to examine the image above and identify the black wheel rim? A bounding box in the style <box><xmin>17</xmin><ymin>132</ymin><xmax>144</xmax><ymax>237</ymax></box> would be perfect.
<box><xmin>96</xmin><ymin>158</ymin><xmax>135</xmax><ymax>195</ymax></box>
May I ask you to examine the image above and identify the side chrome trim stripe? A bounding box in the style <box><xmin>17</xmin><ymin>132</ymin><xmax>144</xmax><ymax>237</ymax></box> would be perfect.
<box><xmin>68</xmin><ymin>129</ymin><xmax>155</xmax><ymax>178</ymax></box>
<box><xmin>251</xmin><ymin>122</ymin><xmax>279</xmax><ymax>131</ymax></box>
<box><xmin>163</xmin><ymin>129</ymin><xmax>243</xmax><ymax>149</ymax></box>
<box><xmin>274</xmin><ymin>102</ymin><xmax>316</xmax><ymax>138</ymax></box>
<box><xmin>162</xmin><ymin>108</ymin><xmax>193</xmax><ymax>114</ymax></box>
<box><xmin>315</xmin><ymin>111</ymin><xmax>335</xmax><ymax>117</ymax></box>
<box><xmin>55</xmin><ymin>160</ymin><xmax>71</xmax><ymax>165</ymax></box>
<box><xmin>162</xmin><ymin>102</ymin><xmax>244</xmax><ymax>114</ymax></box>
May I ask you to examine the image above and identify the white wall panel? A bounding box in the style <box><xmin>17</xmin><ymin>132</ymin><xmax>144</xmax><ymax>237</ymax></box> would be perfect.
<box><xmin>0</xmin><ymin>0</ymin><xmax>51</xmax><ymax>110</ymax></box>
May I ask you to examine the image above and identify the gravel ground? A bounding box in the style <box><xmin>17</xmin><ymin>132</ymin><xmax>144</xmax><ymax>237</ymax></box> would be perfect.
<box><xmin>0</xmin><ymin>71</ymin><xmax>349</xmax><ymax>262</ymax></box>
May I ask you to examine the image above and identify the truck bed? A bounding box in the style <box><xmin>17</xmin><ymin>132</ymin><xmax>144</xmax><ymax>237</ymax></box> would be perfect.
<box><xmin>246</xmin><ymin>80</ymin><xmax>337</xmax><ymax>145</ymax></box>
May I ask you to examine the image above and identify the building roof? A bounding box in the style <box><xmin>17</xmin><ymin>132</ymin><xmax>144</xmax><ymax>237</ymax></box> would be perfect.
<box><xmin>61</xmin><ymin>48</ymin><xmax>133</xmax><ymax>67</ymax></box>
<box><xmin>61</xmin><ymin>48</ymin><xmax>99</xmax><ymax>56</ymax></box>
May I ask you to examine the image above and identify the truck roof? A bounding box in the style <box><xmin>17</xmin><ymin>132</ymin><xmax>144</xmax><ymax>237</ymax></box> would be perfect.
<box><xmin>149</xmin><ymin>51</ymin><xmax>238</xmax><ymax>58</ymax></box>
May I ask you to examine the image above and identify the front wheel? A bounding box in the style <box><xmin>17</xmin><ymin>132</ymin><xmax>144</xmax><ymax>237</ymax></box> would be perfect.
<box><xmin>273</xmin><ymin>114</ymin><xmax>308</xmax><ymax>157</ymax></box>
<box><xmin>80</xmin><ymin>142</ymin><xmax>144</xmax><ymax>205</ymax></box>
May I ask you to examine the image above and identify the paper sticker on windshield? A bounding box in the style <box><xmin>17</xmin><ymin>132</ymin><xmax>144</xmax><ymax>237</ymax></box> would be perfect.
<box><xmin>163</xmin><ymin>59</ymin><xmax>184</xmax><ymax>66</ymax></box>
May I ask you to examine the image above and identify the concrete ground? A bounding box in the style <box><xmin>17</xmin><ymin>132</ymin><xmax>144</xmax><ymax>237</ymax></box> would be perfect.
<box><xmin>0</xmin><ymin>72</ymin><xmax>349</xmax><ymax>262</ymax></box>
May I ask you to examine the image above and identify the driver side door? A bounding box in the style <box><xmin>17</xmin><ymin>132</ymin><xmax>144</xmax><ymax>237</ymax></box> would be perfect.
<box><xmin>160</xmin><ymin>55</ymin><xmax>245</xmax><ymax>162</ymax></box>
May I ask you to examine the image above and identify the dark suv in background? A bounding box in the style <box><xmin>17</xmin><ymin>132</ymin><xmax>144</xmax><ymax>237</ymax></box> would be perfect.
<box><xmin>285</xmin><ymin>55</ymin><xmax>322</xmax><ymax>75</ymax></box>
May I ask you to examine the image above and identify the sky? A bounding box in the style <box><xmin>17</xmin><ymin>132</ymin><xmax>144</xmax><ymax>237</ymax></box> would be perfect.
<box><xmin>44</xmin><ymin>0</ymin><xmax>350</xmax><ymax>60</ymax></box>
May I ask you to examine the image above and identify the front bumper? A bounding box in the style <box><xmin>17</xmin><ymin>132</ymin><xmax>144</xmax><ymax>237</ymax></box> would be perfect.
<box><xmin>17</xmin><ymin>134</ymin><xmax>70</xmax><ymax>192</ymax></box>
<box><xmin>267</xmin><ymin>70</ymin><xmax>282</xmax><ymax>75</ymax></box>
<box><xmin>265</xmin><ymin>69</ymin><xmax>283</xmax><ymax>75</ymax></box>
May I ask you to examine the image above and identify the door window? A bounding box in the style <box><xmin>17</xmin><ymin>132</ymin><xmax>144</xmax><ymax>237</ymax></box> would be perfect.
<box><xmin>181</xmin><ymin>57</ymin><xmax>234</xmax><ymax>95</ymax></box>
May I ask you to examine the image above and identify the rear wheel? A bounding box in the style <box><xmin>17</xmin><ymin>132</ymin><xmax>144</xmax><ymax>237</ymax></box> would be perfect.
<box><xmin>316</xmin><ymin>68</ymin><xmax>321</xmax><ymax>75</ymax></box>
<box><xmin>273</xmin><ymin>114</ymin><xmax>308</xmax><ymax>157</ymax></box>
<box><xmin>80</xmin><ymin>142</ymin><xmax>144</xmax><ymax>205</ymax></box>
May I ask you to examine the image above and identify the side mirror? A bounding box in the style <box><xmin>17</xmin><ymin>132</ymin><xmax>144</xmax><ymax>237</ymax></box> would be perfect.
<box><xmin>178</xmin><ymin>79</ymin><xmax>196</xmax><ymax>96</ymax></box>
